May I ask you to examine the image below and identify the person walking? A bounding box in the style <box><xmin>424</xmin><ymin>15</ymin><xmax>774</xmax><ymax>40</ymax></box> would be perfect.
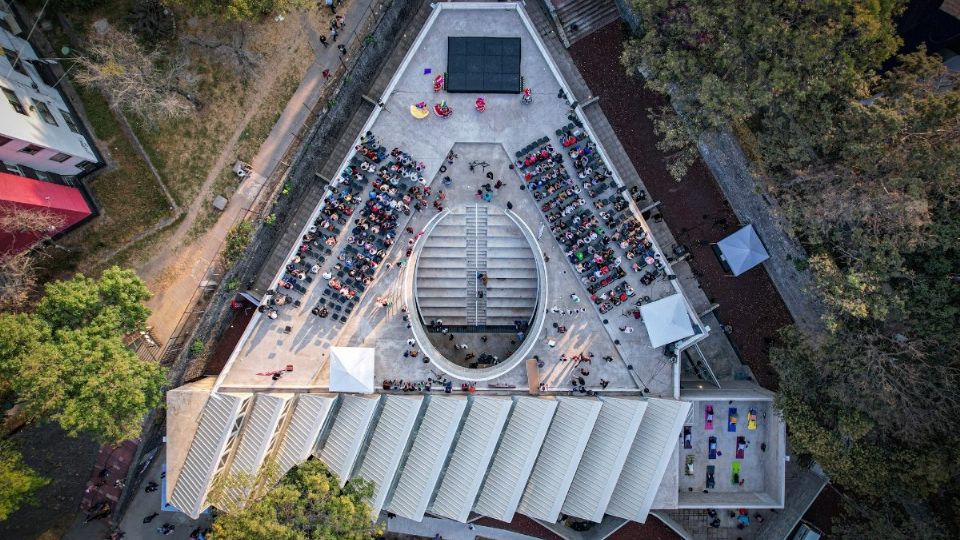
<box><xmin>330</xmin><ymin>26</ymin><xmax>338</xmax><ymax>42</ymax></box>
<box><xmin>338</xmin><ymin>44</ymin><xmax>347</xmax><ymax>56</ymax></box>
<box><xmin>318</xmin><ymin>34</ymin><xmax>328</xmax><ymax>47</ymax></box>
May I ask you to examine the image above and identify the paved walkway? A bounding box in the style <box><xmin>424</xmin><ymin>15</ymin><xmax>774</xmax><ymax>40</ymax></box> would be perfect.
<box><xmin>140</xmin><ymin>0</ymin><xmax>375</xmax><ymax>346</ymax></box>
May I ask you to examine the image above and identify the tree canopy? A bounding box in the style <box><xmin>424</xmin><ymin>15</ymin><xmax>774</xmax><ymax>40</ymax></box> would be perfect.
<box><xmin>0</xmin><ymin>443</ymin><xmax>48</xmax><ymax>521</ymax></box>
<box><xmin>624</xmin><ymin>0</ymin><xmax>960</xmax><ymax>535</ymax></box>
<box><xmin>0</xmin><ymin>267</ymin><xmax>165</xmax><ymax>443</ymax></box>
<box><xmin>209</xmin><ymin>460</ymin><xmax>383</xmax><ymax>540</ymax></box>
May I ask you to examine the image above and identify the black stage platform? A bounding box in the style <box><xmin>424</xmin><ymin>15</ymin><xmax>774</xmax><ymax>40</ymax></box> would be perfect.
<box><xmin>446</xmin><ymin>37</ymin><xmax>522</xmax><ymax>94</ymax></box>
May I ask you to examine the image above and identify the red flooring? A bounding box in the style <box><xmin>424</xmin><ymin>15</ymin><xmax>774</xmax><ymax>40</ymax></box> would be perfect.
<box><xmin>473</xmin><ymin>515</ymin><xmax>565</xmax><ymax>540</ymax></box>
<box><xmin>568</xmin><ymin>23</ymin><xmax>793</xmax><ymax>388</ymax></box>
<box><xmin>204</xmin><ymin>297</ymin><xmax>257</xmax><ymax>376</ymax></box>
<box><xmin>79</xmin><ymin>440</ymin><xmax>139</xmax><ymax>513</ymax></box>
<box><xmin>608</xmin><ymin>518</ymin><xmax>682</xmax><ymax>540</ymax></box>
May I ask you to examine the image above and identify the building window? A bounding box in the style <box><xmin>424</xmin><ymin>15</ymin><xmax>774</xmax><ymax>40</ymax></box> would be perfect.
<box><xmin>2</xmin><ymin>47</ymin><xmax>27</xmax><ymax>76</ymax></box>
<box><xmin>18</xmin><ymin>144</ymin><xmax>44</xmax><ymax>155</ymax></box>
<box><xmin>33</xmin><ymin>100</ymin><xmax>58</xmax><ymax>126</ymax></box>
<box><xmin>0</xmin><ymin>135</ymin><xmax>11</xmax><ymax>147</ymax></box>
<box><xmin>49</xmin><ymin>152</ymin><xmax>71</xmax><ymax>163</ymax></box>
<box><xmin>60</xmin><ymin>109</ymin><xmax>80</xmax><ymax>133</ymax></box>
<box><xmin>2</xmin><ymin>86</ymin><xmax>26</xmax><ymax>115</ymax></box>
<box><xmin>75</xmin><ymin>160</ymin><xmax>94</xmax><ymax>170</ymax></box>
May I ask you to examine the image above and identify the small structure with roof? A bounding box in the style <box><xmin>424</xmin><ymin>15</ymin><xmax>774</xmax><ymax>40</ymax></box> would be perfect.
<box><xmin>329</xmin><ymin>347</ymin><xmax>375</xmax><ymax>394</ymax></box>
<box><xmin>715</xmin><ymin>224</ymin><xmax>770</xmax><ymax>277</ymax></box>
<box><xmin>640</xmin><ymin>293</ymin><xmax>696</xmax><ymax>348</ymax></box>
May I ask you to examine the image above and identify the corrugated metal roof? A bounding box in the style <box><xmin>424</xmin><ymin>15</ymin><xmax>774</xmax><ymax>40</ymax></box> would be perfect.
<box><xmin>229</xmin><ymin>394</ymin><xmax>292</xmax><ymax>477</ymax></box>
<box><xmin>429</xmin><ymin>396</ymin><xmax>513</xmax><ymax>522</ymax></box>
<box><xmin>473</xmin><ymin>396</ymin><xmax>557</xmax><ymax>522</ymax></box>
<box><xmin>387</xmin><ymin>396</ymin><xmax>467</xmax><ymax>520</ymax></box>
<box><xmin>275</xmin><ymin>394</ymin><xmax>337</xmax><ymax>475</ymax></box>
<box><xmin>516</xmin><ymin>397</ymin><xmax>602</xmax><ymax>522</ymax></box>
<box><xmin>606</xmin><ymin>398</ymin><xmax>691</xmax><ymax>523</ymax></box>
<box><xmin>353</xmin><ymin>395</ymin><xmax>423</xmax><ymax>515</ymax></box>
<box><xmin>318</xmin><ymin>395</ymin><xmax>380</xmax><ymax>485</ymax></box>
<box><xmin>560</xmin><ymin>397</ymin><xmax>647</xmax><ymax>522</ymax></box>
<box><xmin>169</xmin><ymin>393</ymin><xmax>249</xmax><ymax>518</ymax></box>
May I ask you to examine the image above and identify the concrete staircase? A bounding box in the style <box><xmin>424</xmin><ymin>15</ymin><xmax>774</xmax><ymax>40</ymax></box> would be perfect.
<box><xmin>415</xmin><ymin>208</ymin><xmax>539</xmax><ymax>330</ymax></box>
<box><xmin>416</xmin><ymin>213</ymin><xmax>469</xmax><ymax>326</ymax></box>
<box><xmin>544</xmin><ymin>0</ymin><xmax>621</xmax><ymax>47</ymax></box>
<box><xmin>465</xmin><ymin>206</ymin><xmax>489</xmax><ymax>326</ymax></box>
<box><xmin>484</xmin><ymin>213</ymin><xmax>538</xmax><ymax>327</ymax></box>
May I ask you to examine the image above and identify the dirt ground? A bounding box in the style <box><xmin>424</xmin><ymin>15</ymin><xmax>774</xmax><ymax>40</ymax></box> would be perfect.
<box><xmin>568</xmin><ymin>23</ymin><xmax>793</xmax><ymax>388</ymax></box>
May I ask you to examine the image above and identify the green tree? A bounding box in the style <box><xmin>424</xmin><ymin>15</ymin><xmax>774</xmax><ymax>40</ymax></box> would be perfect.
<box><xmin>623</xmin><ymin>0</ymin><xmax>903</xmax><ymax>175</ymax></box>
<box><xmin>0</xmin><ymin>266</ymin><xmax>165</xmax><ymax>443</ymax></box>
<box><xmin>224</xmin><ymin>220</ymin><xmax>254</xmax><ymax>263</ymax></box>
<box><xmin>0</xmin><ymin>443</ymin><xmax>48</xmax><ymax>521</ymax></box>
<box><xmin>209</xmin><ymin>460</ymin><xmax>383</xmax><ymax>540</ymax></box>
<box><xmin>37</xmin><ymin>266</ymin><xmax>151</xmax><ymax>334</ymax></box>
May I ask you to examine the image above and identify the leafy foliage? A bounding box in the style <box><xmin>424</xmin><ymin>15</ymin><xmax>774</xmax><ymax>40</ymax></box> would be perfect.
<box><xmin>0</xmin><ymin>267</ymin><xmax>165</xmax><ymax>443</ymax></box>
<box><xmin>209</xmin><ymin>460</ymin><xmax>383</xmax><ymax>540</ymax></box>
<box><xmin>224</xmin><ymin>220</ymin><xmax>254</xmax><ymax>263</ymax></box>
<box><xmin>624</xmin><ymin>0</ymin><xmax>902</xmax><ymax>173</ymax></box>
<box><xmin>623</xmin><ymin>1</ymin><xmax>960</xmax><ymax>536</ymax></box>
<box><xmin>0</xmin><ymin>443</ymin><xmax>48</xmax><ymax>521</ymax></box>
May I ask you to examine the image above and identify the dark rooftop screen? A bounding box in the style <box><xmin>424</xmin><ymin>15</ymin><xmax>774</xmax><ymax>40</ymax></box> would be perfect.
<box><xmin>446</xmin><ymin>37</ymin><xmax>522</xmax><ymax>94</ymax></box>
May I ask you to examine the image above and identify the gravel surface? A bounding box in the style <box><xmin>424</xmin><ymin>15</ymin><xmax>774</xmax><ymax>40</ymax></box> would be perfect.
<box><xmin>568</xmin><ymin>22</ymin><xmax>793</xmax><ymax>388</ymax></box>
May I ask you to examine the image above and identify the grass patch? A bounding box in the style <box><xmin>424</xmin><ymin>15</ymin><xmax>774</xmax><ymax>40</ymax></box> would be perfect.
<box><xmin>69</xmin><ymin>85</ymin><xmax>172</xmax><ymax>257</ymax></box>
<box><xmin>127</xmin><ymin>60</ymin><xmax>244</xmax><ymax>207</ymax></box>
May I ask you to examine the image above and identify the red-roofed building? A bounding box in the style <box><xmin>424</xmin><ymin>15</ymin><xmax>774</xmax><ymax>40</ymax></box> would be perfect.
<box><xmin>0</xmin><ymin>171</ymin><xmax>92</xmax><ymax>254</ymax></box>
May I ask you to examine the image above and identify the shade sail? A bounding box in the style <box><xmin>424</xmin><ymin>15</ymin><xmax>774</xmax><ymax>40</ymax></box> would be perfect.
<box><xmin>639</xmin><ymin>294</ymin><xmax>695</xmax><ymax>348</ymax></box>
<box><xmin>329</xmin><ymin>347</ymin><xmax>375</xmax><ymax>393</ymax></box>
<box><xmin>716</xmin><ymin>224</ymin><xmax>769</xmax><ymax>276</ymax></box>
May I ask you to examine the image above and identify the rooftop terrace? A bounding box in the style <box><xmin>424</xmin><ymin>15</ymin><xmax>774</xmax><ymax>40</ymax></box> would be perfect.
<box><xmin>214</xmin><ymin>2</ymin><xmax>704</xmax><ymax>396</ymax></box>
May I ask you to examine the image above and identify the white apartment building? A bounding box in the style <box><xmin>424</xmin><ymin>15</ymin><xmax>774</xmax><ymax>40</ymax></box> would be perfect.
<box><xmin>0</xmin><ymin>5</ymin><xmax>98</xmax><ymax>177</ymax></box>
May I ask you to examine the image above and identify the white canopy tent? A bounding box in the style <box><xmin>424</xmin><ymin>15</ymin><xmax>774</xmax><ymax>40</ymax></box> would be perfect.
<box><xmin>639</xmin><ymin>294</ymin><xmax>695</xmax><ymax>348</ymax></box>
<box><xmin>716</xmin><ymin>224</ymin><xmax>769</xmax><ymax>276</ymax></box>
<box><xmin>329</xmin><ymin>347</ymin><xmax>375</xmax><ymax>393</ymax></box>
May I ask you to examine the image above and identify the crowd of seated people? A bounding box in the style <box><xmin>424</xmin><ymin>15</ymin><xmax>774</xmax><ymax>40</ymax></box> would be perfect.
<box><xmin>515</xmin><ymin>119</ymin><xmax>669</xmax><ymax>318</ymax></box>
<box><xmin>381</xmin><ymin>377</ymin><xmax>465</xmax><ymax>393</ymax></box>
<box><xmin>262</xmin><ymin>131</ymin><xmax>429</xmax><ymax>325</ymax></box>
<box><xmin>311</xmin><ymin>136</ymin><xmax>427</xmax><ymax>321</ymax></box>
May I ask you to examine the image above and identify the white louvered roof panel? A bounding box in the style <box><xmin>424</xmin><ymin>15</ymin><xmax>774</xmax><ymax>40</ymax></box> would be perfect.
<box><xmin>516</xmin><ymin>397</ymin><xmax>602</xmax><ymax>522</ymax></box>
<box><xmin>353</xmin><ymin>395</ymin><xmax>423</xmax><ymax>515</ymax></box>
<box><xmin>429</xmin><ymin>396</ymin><xmax>513</xmax><ymax>522</ymax></box>
<box><xmin>318</xmin><ymin>395</ymin><xmax>380</xmax><ymax>485</ymax></box>
<box><xmin>169</xmin><ymin>393</ymin><xmax>248</xmax><ymax>518</ymax></box>
<box><xmin>473</xmin><ymin>397</ymin><xmax>557</xmax><ymax>522</ymax></box>
<box><xmin>229</xmin><ymin>394</ymin><xmax>291</xmax><ymax>477</ymax></box>
<box><xmin>387</xmin><ymin>396</ymin><xmax>467</xmax><ymax>520</ymax></box>
<box><xmin>560</xmin><ymin>397</ymin><xmax>647</xmax><ymax>522</ymax></box>
<box><xmin>275</xmin><ymin>394</ymin><xmax>336</xmax><ymax>475</ymax></box>
<box><xmin>606</xmin><ymin>398</ymin><xmax>691</xmax><ymax>523</ymax></box>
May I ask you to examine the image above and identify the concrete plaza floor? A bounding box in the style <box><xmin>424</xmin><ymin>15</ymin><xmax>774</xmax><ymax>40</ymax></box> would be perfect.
<box><xmin>679</xmin><ymin>401</ymin><xmax>773</xmax><ymax>497</ymax></box>
<box><xmin>216</xmin><ymin>5</ymin><xmax>691</xmax><ymax>397</ymax></box>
